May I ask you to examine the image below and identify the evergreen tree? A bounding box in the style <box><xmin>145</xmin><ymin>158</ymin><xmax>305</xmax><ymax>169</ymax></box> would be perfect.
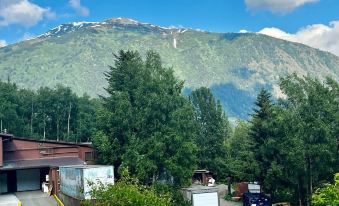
<box><xmin>226</xmin><ymin>120</ymin><xmax>259</xmax><ymax>182</ymax></box>
<box><xmin>76</xmin><ymin>95</ymin><xmax>99</xmax><ymax>142</ymax></box>
<box><xmin>94</xmin><ymin>50</ymin><xmax>198</xmax><ymax>186</ymax></box>
<box><xmin>279</xmin><ymin>74</ymin><xmax>338</xmax><ymax>206</ymax></box>
<box><xmin>189</xmin><ymin>87</ymin><xmax>230</xmax><ymax>180</ymax></box>
<box><xmin>250</xmin><ymin>89</ymin><xmax>275</xmax><ymax>186</ymax></box>
<box><xmin>0</xmin><ymin>82</ymin><xmax>22</xmax><ymax>134</ymax></box>
<box><xmin>0</xmin><ymin>80</ymin><xmax>96</xmax><ymax>142</ymax></box>
<box><xmin>249</xmin><ymin>88</ymin><xmax>287</xmax><ymax>200</ymax></box>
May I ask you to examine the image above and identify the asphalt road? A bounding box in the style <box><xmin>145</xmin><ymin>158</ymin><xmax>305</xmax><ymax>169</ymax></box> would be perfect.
<box><xmin>15</xmin><ymin>191</ymin><xmax>58</xmax><ymax>206</ymax></box>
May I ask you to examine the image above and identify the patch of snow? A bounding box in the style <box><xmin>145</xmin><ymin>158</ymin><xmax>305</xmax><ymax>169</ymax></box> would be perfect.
<box><xmin>195</xmin><ymin>28</ymin><xmax>206</xmax><ymax>32</ymax></box>
<box><xmin>125</xmin><ymin>18</ymin><xmax>138</xmax><ymax>23</ymax></box>
<box><xmin>112</xmin><ymin>17</ymin><xmax>139</xmax><ymax>24</ymax></box>
<box><xmin>55</xmin><ymin>25</ymin><xmax>62</xmax><ymax>33</ymax></box>
<box><xmin>72</xmin><ymin>21</ymin><xmax>99</xmax><ymax>27</ymax></box>
<box><xmin>72</xmin><ymin>22</ymin><xmax>83</xmax><ymax>27</ymax></box>
<box><xmin>180</xmin><ymin>29</ymin><xmax>188</xmax><ymax>33</ymax></box>
<box><xmin>158</xmin><ymin>25</ymin><xmax>178</xmax><ymax>30</ymax></box>
<box><xmin>36</xmin><ymin>32</ymin><xmax>47</xmax><ymax>38</ymax></box>
<box><xmin>173</xmin><ymin>38</ymin><xmax>177</xmax><ymax>49</ymax></box>
<box><xmin>158</xmin><ymin>26</ymin><xmax>169</xmax><ymax>30</ymax></box>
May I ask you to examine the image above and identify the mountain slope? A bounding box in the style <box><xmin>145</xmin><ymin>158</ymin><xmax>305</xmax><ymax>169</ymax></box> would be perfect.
<box><xmin>1</xmin><ymin>18</ymin><xmax>339</xmax><ymax>119</ymax></box>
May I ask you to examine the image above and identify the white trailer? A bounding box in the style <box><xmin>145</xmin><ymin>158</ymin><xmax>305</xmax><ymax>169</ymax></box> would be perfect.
<box><xmin>59</xmin><ymin>165</ymin><xmax>114</xmax><ymax>200</ymax></box>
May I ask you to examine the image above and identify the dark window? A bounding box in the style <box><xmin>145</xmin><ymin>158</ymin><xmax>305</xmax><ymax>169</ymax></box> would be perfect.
<box><xmin>85</xmin><ymin>151</ymin><xmax>96</xmax><ymax>161</ymax></box>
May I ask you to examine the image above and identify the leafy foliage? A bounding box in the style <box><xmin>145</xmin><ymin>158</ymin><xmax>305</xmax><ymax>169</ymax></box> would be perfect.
<box><xmin>84</xmin><ymin>168</ymin><xmax>171</xmax><ymax>206</ymax></box>
<box><xmin>312</xmin><ymin>173</ymin><xmax>339</xmax><ymax>206</ymax></box>
<box><xmin>0</xmin><ymin>81</ymin><xmax>98</xmax><ymax>141</ymax></box>
<box><xmin>94</xmin><ymin>50</ymin><xmax>197</xmax><ymax>186</ymax></box>
<box><xmin>249</xmin><ymin>89</ymin><xmax>278</xmax><ymax>188</ymax></box>
<box><xmin>189</xmin><ymin>87</ymin><xmax>230</xmax><ymax>180</ymax></box>
<box><xmin>226</xmin><ymin>120</ymin><xmax>259</xmax><ymax>182</ymax></box>
<box><xmin>241</xmin><ymin>75</ymin><xmax>339</xmax><ymax>204</ymax></box>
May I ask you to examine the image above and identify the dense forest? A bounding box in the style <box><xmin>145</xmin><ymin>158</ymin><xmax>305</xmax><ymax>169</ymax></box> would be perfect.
<box><xmin>0</xmin><ymin>50</ymin><xmax>338</xmax><ymax>205</ymax></box>
<box><xmin>0</xmin><ymin>82</ymin><xmax>99</xmax><ymax>142</ymax></box>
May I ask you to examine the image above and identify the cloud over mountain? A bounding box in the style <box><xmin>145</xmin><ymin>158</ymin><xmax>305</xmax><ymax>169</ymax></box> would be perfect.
<box><xmin>245</xmin><ymin>0</ymin><xmax>318</xmax><ymax>13</ymax></box>
<box><xmin>0</xmin><ymin>39</ymin><xmax>7</xmax><ymax>47</ymax></box>
<box><xmin>69</xmin><ymin>0</ymin><xmax>89</xmax><ymax>17</ymax></box>
<box><xmin>258</xmin><ymin>20</ymin><xmax>339</xmax><ymax>56</ymax></box>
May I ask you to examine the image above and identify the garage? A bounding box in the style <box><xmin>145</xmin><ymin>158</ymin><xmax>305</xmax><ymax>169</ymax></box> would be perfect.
<box><xmin>16</xmin><ymin>169</ymin><xmax>41</xmax><ymax>191</ymax></box>
<box><xmin>0</xmin><ymin>173</ymin><xmax>7</xmax><ymax>193</ymax></box>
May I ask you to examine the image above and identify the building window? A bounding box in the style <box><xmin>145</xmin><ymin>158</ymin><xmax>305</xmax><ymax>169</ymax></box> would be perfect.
<box><xmin>40</xmin><ymin>148</ymin><xmax>55</xmax><ymax>155</ymax></box>
<box><xmin>85</xmin><ymin>151</ymin><xmax>96</xmax><ymax>161</ymax></box>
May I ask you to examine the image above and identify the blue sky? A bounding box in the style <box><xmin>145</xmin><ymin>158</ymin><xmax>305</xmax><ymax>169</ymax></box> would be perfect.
<box><xmin>0</xmin><ymin>0</ymin><xmax>339</xmax><ymax>56</ymax></box>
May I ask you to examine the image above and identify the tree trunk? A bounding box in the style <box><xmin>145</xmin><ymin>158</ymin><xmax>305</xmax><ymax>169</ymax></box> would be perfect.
<box><xmin>227</xmin><ymin>177</ymin><xmax>232</xmax><ymax>195</ymax></box>
<box><xmin>0</xmin><ymin>118</ymin><xmax>2</xmax><ymax>132</ymax></box>
<box><xmin>30</xmin><ymin>102</ymin><xmax>34</xmax><ymax>135</ymax></box>
<box><xmin>297</xmin><ymin>178</ymin><xmax>303</xmax><ymax>206</ymax></box>
<box><xmin>306</xmin><ymin>157</ymin><xmax>312</xmax><ymax>206</ymax></box>
<box><xmin>43</xmin><ymin>116</ymin><xmax>46</xmax><ymax>140</ymax></box>
<box><xmin>67</xmin><ymin>102</ymin><xmax>71</xmax><ymax>141</ymax></box>
<box><xmin>57</xmin><ymin>121</ymin><xmax>59</xmax><ymax>141</ymax></box>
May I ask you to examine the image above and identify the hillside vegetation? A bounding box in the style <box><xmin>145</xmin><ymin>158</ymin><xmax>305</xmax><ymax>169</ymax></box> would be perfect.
<box><xmin>1</xmin><ymin>17</ymin><xmax>339</xmax><ymax>118</ymax></box>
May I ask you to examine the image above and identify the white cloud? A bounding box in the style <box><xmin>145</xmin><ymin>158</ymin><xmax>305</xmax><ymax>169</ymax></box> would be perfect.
<box><xmin>0</xmin><ymin>0</ymin><xmax>55</xmax><ymax>27</ymax></box>
<box><xmin>239</xmin><ymin>29</ymin><xmax>249</xmax><ymax>33</ymax></box>
<box><xmin>69</xmin><ymin>0</ymin><xmax>89</xmax><ymax>16</ymax></box>
<box><xmin>0</xmin><ymin>39</ymin><xmax>7</xmax><ymax>47</ymax></box>
<box><xmin>245</xmin><ymin>0</ymin><xmax>318</xmax><ymax>13</ymax></box>
<box><xmin>258</xmin><ymin>20</ymin><xmax>339</xmax><ymax>56</ymax></box>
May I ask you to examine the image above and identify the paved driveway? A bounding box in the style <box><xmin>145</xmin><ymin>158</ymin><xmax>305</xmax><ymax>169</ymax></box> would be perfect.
<box><xmin>15</xmin><ymin>191</ymin><xmax>58</xmax><ymax>206</ymax></box>
<box><xmin>0</xmin><ymin>194</ymin><xmax>20</xmax><ymax>206</ymax></box>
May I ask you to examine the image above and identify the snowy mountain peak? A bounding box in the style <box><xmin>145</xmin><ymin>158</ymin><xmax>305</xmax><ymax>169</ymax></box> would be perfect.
<box><xmin>105</xmin><ymin>17</ymin><xmax>139</xmax><ymax>25</ymax></box>
<box><xmin>35</xmin><ymin>17</ymin><xmax>193</xmax><ymax>40</ymax></box>
<box><xmin>37</xmin><ymin>21</ymin><xmax>104</xmax><ymax>38</ymax></box>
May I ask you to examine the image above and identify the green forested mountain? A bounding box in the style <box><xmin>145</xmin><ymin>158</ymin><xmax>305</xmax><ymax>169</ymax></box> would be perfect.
<box><xmin>1</xmin><ymin>17</ymin><xmax>338</xmax><ymax>119</ymax></box>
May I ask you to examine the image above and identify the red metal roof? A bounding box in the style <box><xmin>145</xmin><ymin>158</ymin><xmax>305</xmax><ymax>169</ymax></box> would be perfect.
<box><xmin>1</xmin><ymin>157</ymin><xmax>86</xmax><ymax>170</ymax></box>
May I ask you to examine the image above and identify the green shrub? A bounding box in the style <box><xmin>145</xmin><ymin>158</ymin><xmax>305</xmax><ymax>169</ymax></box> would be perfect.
<box><xmin>84</xmin><ymin>169</ymin><xmax>171</xmax><ymax>206</ymax></box>
<box><xmin>153</xmin><ymin>182</ymin><xmax>191</xmax><ymax>206</ymax></box>
<box><xmin>312</xmin><ymin>173</ymin><xmax>339</xmax><ymax>206</ymax></box>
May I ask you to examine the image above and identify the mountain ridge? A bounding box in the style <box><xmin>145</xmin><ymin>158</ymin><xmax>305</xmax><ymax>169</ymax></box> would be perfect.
<box><xmin>14</xmin><ymin>17</ymin><xmax>339</xmax><ymax>58</ymax></box>
<box><xmin>1</xmin><ymin>17</ymin><xmax>338</xmax><ymax>119</ymax></box>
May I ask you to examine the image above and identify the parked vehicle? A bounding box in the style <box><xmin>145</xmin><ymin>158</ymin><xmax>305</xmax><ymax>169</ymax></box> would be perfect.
<box><xmin>242</xmin><ymin>192</ymin><xmax>271</xmax><ymax>206</ymax></box>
